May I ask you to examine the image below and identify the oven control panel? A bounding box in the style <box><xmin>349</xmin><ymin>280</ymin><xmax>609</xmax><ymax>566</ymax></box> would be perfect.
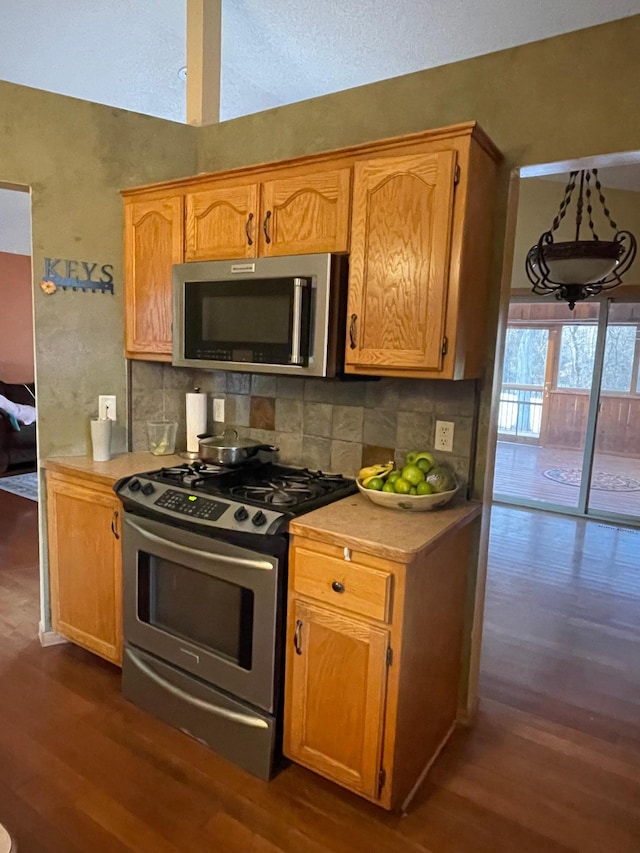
<box><xmin>119</xmin><ymin>477</ymin><xmax>286</xmax><ymax>534</ymax></box>
<box><xmin>155</xmin><ymin>489</ymin><xmax>227</xmax><ymax>521</ymax></box>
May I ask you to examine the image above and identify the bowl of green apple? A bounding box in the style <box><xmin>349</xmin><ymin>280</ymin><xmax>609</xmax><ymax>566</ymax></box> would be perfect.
<box><xmin>356</xmin><ymin>451</ymin><xmax>458</xmax><ymax>511</ymax></box>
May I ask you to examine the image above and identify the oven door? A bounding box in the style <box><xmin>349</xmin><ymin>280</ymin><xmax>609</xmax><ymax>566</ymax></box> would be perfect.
<box><xmin>122</xmin><ymin>512</ymin><xmax>282</xmax><ymax>714</ymax></box>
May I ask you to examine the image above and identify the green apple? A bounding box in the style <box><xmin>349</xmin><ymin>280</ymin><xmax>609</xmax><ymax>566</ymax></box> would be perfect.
<box><xmin>417</xmin><ymin>457</ymin><xmax>433</xmax><ymax>473</ymax></box>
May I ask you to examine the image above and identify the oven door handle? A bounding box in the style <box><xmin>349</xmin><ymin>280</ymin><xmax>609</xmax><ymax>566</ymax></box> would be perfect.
<box><xmin>125</xmin><ymin>517</ymin><xmax>274</xmax><ymax>571</ymax></box>
<box><xmin>125</xmin><ymin>649</ymin><xmax>269</xmax><ymax>729</ymax></box>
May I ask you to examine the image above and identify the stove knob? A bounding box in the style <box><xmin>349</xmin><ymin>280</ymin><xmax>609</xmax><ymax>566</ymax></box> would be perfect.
<box><xmin>141</xmin><ymin>482</ymin><xmax>155</xmax><ymax>496</ymax></box>
<box><xmin>234</xmin><ymin>506</ymin><xmax>249</xmax><ymax>522</ymax></box>
<box><xmin>251</xmin><ymin>510</ymin><xmax>267</xmax><ymax>527</ymax></box>
<box><xmin>128</xmin><ymin>478</ymin><xmax>141</xmax><ymax>492</ymax></box>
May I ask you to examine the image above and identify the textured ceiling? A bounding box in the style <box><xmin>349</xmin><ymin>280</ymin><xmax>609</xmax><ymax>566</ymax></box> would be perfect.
<box><xmin>1</xmin><ymin>1</ymin><xmax>640</xmax><ymax>253</ymax></box>
<box><xmin>0</xmin><ymin>0</ymin><xmax>639</xmax><ymax>122</ymax></box>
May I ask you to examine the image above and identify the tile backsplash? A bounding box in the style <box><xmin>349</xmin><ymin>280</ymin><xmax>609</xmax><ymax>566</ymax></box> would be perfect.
<box><xmin>130</xmin><ymin>363</ymin><xmax>478</xmax><ymax>488</ymax></box>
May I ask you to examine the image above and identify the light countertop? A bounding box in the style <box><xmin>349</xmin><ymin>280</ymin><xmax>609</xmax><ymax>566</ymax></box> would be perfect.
<box><xmin>42</xmin><ymin>452</ymin><xmax>185</xmax><ymax>488</ymax></box>
<box><xmin>290</xmin><ymin>494</ymin><xmax>481</xmax><ymax>564</ymax></box>
<box><xmin>42</xmin><ymin>453</ymin><xmax>481</xmax><ymax>562</ymax></box>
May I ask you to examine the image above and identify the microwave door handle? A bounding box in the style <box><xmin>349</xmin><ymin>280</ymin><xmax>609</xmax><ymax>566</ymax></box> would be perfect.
<box><xmin>124</xmin><ymin>517</ymin><xmax>273</xmax><ymax>572</ymax></box>
<box><xmin>125</xmin><ymin>649</ymin><xmax>269</xmax><ymax>729</ymax></box>
<box><xmin>290</xmin><ymin>277</ymin><xmax>306</xmax><ymax>366</ymax></box>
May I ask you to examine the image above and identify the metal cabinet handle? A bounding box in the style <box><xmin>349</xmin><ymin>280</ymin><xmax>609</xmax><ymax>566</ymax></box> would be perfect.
<box><xmin>245</xmin><ymin>212</ymin><xmax>254</xmax><ymax>246</ymax></box>
<box><xmin>111</xmin><ymin>510</ymin><xmax>120</xmax><ymax>540</ymax></box>
<box><xmin>294</xmin><ymin>619</ymin><xmax>303</xmax><ymax>655</ymax></box>
<box><xmin>331</xmin><ymin>581</ymin><xmax>345</xmax><ymax>594</ymax></box>
<box><xmin>263</xmin><ymin>210</ymin><xmax>272</xmax><ymax>244</ymax></box>
<box><xmin>349</xmin><ymin>313</ymin><xmax>358</xmax><ymax>349</ymax></box>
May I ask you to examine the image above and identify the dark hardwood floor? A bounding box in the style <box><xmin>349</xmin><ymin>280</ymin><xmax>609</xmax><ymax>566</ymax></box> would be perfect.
<box><xmin>1</xmin><ymin>490</ymin><xmax>639</xmax><ymax>852</ymax></box>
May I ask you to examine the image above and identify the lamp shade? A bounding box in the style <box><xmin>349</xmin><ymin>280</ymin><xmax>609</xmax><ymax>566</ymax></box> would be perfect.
<box><xmin>525</xmin><ymin>170</ymin><xmax>636</xmax><ymax>309</ymax></box>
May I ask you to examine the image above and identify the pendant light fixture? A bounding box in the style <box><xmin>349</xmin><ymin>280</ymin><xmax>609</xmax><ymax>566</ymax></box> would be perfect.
<box><xmin>525</xmin><ymin>169</ymin><xmax>637</xmax><ymax>309</ymax></box>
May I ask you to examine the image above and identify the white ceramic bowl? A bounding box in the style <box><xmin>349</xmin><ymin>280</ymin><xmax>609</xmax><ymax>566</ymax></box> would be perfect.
<box><xmin>356</xmin><ymin>479</ymin><xmax>458</xmax><ymax>512</ymax></box>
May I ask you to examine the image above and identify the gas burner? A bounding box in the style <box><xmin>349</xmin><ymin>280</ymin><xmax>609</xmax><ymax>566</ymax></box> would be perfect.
<box><xmin>158</xmin><ymin>462</ymin><xmax>230</xmax><ymax>483</ymax></box>
<box><xmin>230</xmin><ymin>479</ymin><xmax>321</xmax><ymax>508</ymax></box>
<box><xmin>280</xmin><ymin>468</ymin><xmax>350</xmax><ymax>485</ymax></box>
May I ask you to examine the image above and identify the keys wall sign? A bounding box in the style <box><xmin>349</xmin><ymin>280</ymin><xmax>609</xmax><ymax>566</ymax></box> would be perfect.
<box><xmin>40</xmin><ymin>258</ymin><xmax>114</xmax><ymax>295</ymax></box>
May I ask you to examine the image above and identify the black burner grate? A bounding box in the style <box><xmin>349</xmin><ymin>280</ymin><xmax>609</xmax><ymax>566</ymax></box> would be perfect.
<box><xmin>144</xmin><ymin>462</ymin><xmax>355</xmax><ymax>513</ymax></box>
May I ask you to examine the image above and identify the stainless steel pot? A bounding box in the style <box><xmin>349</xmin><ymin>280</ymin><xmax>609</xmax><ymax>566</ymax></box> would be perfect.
<box><xmin>196</xmin><ymin>428</ymin><xmax>278</xmax><ymax>466</ymax></box>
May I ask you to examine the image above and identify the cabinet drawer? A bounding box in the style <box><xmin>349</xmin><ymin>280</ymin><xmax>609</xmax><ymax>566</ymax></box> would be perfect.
<box><xmin>292</xmin><ymin>548</ymin><xmax>392</xmax><ymax>623</ymax></box>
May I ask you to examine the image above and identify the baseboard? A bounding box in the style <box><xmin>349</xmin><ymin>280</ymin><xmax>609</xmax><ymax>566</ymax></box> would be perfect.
<box><xmin>457</xmin><ymin>695</ymin><xmax>480</xmax><ymax>726</ymax></box>
<box><xmin>38</xmin><ymin>623</ymin><xmax>69</xmax><ymax>647</ymax></box>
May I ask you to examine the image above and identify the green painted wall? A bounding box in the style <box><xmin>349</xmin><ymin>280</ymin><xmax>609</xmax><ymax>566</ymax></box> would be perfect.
<box><xmin>194</xmin><ymin>16</ymin><xmax>640</xmax><ymax>490</ymax></box>
<box><xmin>4</xmin><ymin>16</ymin><xmax>636</xmax><ymax>476</ymax></box>
<box><xmin>2</xmin><ymin>16</ymin><xmax>638</xmax><ymax>639</ymax></box>
<box><xmin>0</xmin><ymin>81</ymin><xmax>197</xmax><ymax>462</ymax></box>
<box><xmin>196</xmin><ymin>17</ymin><xmax>640</xmax><ymax>174</ymax></box>
<box><xmin>0</xmin><ymin>81</ymin><xmax>197</xmax><ymax>627</ymax></box>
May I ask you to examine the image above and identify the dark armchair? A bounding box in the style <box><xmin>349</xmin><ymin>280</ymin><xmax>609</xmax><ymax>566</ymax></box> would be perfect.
<box><xmin>0</xmin><ymin>380</ymin><xmax>37</xmax><ymax>475</ymax></box>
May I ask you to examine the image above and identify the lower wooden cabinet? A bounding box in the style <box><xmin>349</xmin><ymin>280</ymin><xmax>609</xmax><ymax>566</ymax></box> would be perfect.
<box><xmin>284</xmin><ymin>526</ymin><xmax>475</xmax><ymax>810</ymax></box>
<box><xmin>285</xmin><ymin>599</ymin><xmax>390</xmax><ymax>799</ymax></box>
<box><xmin>46</xmin><ymin>471</ymin><xmax>122</xmax><ymax>664</ymax></box>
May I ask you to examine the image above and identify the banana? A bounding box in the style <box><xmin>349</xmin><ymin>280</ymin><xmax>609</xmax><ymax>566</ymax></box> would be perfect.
<box><xmin>359</xmin><ymin>465</ymin><xmax>380</xmax><ymax>480</ymax></box>
<box><xmin>359</xmin><ymin>461</ymin><xmax>394</xmax><ymax>484</ymax></box>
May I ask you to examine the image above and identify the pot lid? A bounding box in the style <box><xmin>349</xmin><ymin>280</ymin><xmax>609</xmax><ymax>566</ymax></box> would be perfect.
<box><xmin>199</xmin><ymin>428</ymin><xmax>261</xmax><ymax>449</ymax></box>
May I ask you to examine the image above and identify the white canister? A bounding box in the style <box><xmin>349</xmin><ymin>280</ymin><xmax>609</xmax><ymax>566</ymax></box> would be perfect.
<box><xmin>90</xmin><ymin>417</ymin><xmax>112</xmax><ymax>462</ymax></box>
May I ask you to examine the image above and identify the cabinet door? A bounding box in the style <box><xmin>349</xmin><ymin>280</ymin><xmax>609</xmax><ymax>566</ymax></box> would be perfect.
<box><xmin>124</xmin><ymin>196</ymin><xmax>183</xmax><ymax>359</ymax></box>
<box><xmin>284</xmin><ymin>599</ymin><xmax>389</xmax><ymax>799</ymax></box>
<box><xmin>47</xmin><ymin>476</ymin><xmax>122</xmax><ymax>665</ymax></box>
<box><xmin>346</xmin><ymin>150</ymin><xmax>457</xmax><ymax>372</ymax></box>
<box><xmin>260</xmin><ymin>168</ymin><xmax>351</xmax><ymax>256</ymax></box>
<box><xmin>185</xmin><ymin>184</ymin><xmax>259</xmax><ymax>261</ymax></box>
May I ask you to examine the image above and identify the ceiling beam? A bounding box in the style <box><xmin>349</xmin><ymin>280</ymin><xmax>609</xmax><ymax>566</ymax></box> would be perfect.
<box><xmin>186</xmin><ymin>0</ymin><xmax>221</xmax><ymax>126</ymax></box>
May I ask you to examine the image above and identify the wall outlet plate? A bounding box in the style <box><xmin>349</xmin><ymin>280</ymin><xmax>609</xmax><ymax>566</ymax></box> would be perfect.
<box><xmin>435</xmin><ymin>419</ymin><xmax>454</xmax><ymax>452</ymax></box>
<box><xmin>98</xmin><ymin>395</ymin><xmax>116</xmax><ymax>421</ymax></box>
<box><xmin>213</xmin><ymin>398</ymin><xmax>225</xmax><ymax>422</ymax></box>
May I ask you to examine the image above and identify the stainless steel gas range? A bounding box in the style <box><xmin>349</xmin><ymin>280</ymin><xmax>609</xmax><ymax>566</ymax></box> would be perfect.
<box><xmin>114</xmin><ymin>461</ymin><xmax>357</xmax><ymax>780</ymax></box>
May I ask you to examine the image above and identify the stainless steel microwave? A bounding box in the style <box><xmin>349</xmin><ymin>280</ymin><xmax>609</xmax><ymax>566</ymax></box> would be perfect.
<box><xmin>172</xmin><ymin>253</ymin><xmax>348</xmax><ymax>377</ymax></box>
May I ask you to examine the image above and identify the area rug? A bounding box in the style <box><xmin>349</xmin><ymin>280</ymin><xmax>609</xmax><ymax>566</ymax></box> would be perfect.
<box><xmin>0</xmin><ymin>471</ymin><xmax>39</xmax><ymax>501</ymax></box>
<box><xmin>542</xmin><ymin>467</ymin><xmax>640</xmax><ymax>491</ymax></box>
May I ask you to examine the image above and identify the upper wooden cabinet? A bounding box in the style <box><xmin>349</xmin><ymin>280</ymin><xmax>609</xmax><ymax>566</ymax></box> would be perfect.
<box><xmin>346</xmin><ymin>150</ymin><xmax>457</xmax><ymax>373</ymax></box>
<box><xmin>184</xmin><ymin>168</ymin><xmax>351</xmax><ymax>261</ymax></box>
<box><xmin>343</xmin><ymin>130</ymin><xmax>500</xmax><ymax>379</ymax></box>
<box><xmin>123</xmin><ymin>194</ymin><xmax>184</xmax><ymax>361</ymax></box>
<box><xmin>185</xmin><ymin>182</ymin><xmax>259</xmax><ymax>261</ymax></box>
<box><xmin>259</xmin><ymin>168</ymin><xmax>351</xmax><ymax>257</ymax></box>
<box><xmin>122</xmin><ymin>123</ymin><xmax>500</xmax><ymax>371</ymax></box>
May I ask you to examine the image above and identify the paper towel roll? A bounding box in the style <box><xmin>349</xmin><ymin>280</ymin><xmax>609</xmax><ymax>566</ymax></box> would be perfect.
<box><xmin>186</xmin><ymin>391</ymin><xmax>207</xmax><ymax>453</ymax></box>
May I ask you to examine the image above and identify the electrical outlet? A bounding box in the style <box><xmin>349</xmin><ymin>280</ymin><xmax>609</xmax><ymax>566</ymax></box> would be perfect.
<box><xmin>435</xmin><ymin>420</ymin><xmax>455</xmax><ymax>452</ymax></box>
<box><xmin>213</xmin><ymin>398</ymin><xmax>225</xmax><ymax>422</ymax></box>
<box><xmin>98</xmin><ymin>395</ymin><xmax>116</xmax><ymax>421</ymax></box>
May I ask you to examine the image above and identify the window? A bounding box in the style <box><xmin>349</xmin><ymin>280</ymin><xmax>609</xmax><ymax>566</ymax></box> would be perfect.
<box><xmin>557</xmin><ymin>325</ymin><xmax>598</xmax><ymax>389</ymax></box>
<box><xmin>602</xmin><ymin>325</ymin><xmax>636</xmax><ymax>393</ymax></box>
<box><xmin>503</xmin><ymin>328</ymin><xmax>548</xmax><ymax>386</ymax></box>
<box><xmin>499</xmin><ymin>328</ymin><xmax>548</xmax><ymax>437</ymax></box>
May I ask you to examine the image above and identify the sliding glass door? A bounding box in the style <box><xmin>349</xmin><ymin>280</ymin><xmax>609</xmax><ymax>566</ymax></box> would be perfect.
<box><xmin>588</xmin><ymin>303</ymin><xmax>640</xmax><ymax>518</ymax></box>
<box><xmin>493</xmin><ymin>299</ymin><xmax>640</xmax><ymax>523</ymax></box>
